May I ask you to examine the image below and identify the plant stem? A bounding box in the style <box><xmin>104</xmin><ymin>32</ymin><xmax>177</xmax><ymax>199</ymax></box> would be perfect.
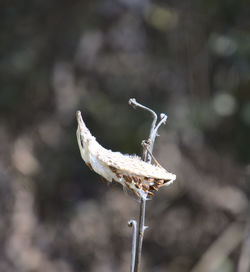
<box><xmin>129</xmin><ymin>98</ymin><xmax>158</xmax><ymax>163</ymax></box>
<box><xmin>128</xmin><ymin>98</ymin><xmax>168</xmax><ymax>272</ymax></box>
<box><xmin>128</xmin><ymin>220</ymin><xmax>137</xmax><ymax>272</ymax></box>
<box><xmin>134</xmin><ymin>197</ymin><xmax>146</xmax><ymax>272</ymax></box>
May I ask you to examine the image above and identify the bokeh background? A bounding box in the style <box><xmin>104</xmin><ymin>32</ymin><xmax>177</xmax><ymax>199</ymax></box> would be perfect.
<box><xmin>1</xmin><ymin>0</ymin><xmax>250</xmax><ymax>271</ymax></box>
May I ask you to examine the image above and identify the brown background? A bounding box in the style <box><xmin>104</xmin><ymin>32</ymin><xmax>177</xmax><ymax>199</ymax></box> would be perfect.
<box><xmin>1</xmin><ymin>0</ymin><xmax>250</xmax><ymax>271</ymax></box>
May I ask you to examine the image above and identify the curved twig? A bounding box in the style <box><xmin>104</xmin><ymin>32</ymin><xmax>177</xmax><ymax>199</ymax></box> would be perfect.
<box><xmin>128</xmin><ymin>220</ymin><xmax>137</xmax><ymax>272</ymax></box>
<box><xmin>128</xmin><ymin>98</ymin><xmax>168</xmax><ymax>272</ymax></box>
<box><xmin>129</xmin><ymin>98</ymin><xmax>158</xmax><ymax>162</ymax></box>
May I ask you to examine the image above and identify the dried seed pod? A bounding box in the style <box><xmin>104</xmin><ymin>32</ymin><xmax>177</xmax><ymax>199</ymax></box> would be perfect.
<box><xmin>152</xmin><ymin>185</ymin><xmax>159</xmax><ymax>191</ymax></box>
<box><xmin>142</xmin><ymin>184</ymin><xmax>149</xmax><ymax>192</ymax></box>
<box><xmin>135</xmin><ymin>182</ymin><xmax>142</xmax><ymax>189</ymax></box>
<box><xmin>76</xmin><ymin>111</ymin><xmax>176</xmax><ymax>199</ymax></box>
<box><xmin>117</xmin><ymin>173</ymin><xmax>123</xmax><ymax>179</ymax></box>
<box><xmin>87</xmin><ymin>163</ymin><xmax>94</xmax><ymax>171</ymax></box>
<box><xmin>154</xmin><ymin>179</ymin><xmax>164</xmax><ymax>185</ymax></box>
<box><xmin>101</xmin><ymin>176</ymin><xmax>109</xmax><ymax>184</ymax></box>
<box><xmin>124</xmin><ymin>175</ymin><xmax>132</xmax><ymax>183</ymax></box>
<box><xmin>109</xmin><ymin>166</ymin><xmax>117</xmax><ymax>173</ymax></box>
<box><xmin>134</xmin><ymin>176</ymin><xmax>142</xmax><ymax>185</ymax></box>
<box><xmin>149</xmin><ymin>185</ymin><xmax>158</xmax><ymax>191</ymax></box>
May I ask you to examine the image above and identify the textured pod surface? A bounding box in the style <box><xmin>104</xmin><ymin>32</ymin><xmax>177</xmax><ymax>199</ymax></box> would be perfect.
<box><xmin>76</xmin><ymin>111</ymin><xmax>176</xmax><ymax>199</ymax></box>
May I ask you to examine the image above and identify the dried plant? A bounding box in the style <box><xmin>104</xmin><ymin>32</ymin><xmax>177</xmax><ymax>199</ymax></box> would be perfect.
<box><xmin>76</xmin><ymin>98</ymin><xmax>176</xmax><ymax>272</ymax></box>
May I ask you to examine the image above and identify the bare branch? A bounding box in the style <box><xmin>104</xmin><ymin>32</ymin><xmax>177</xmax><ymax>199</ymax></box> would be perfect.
<box><xmin>141</xmin><ymin>140</ymin><xmax>164</xmax><ymax>168</ymax></box>
<box><xmin>134</xmin><ymin>197</ymin><xmax>146</xmax><ymax>272</ymax></box>
<box><xmin>154</xmin><ymin>113</ymin><xmax>168</xmax><ymax>136</ymax></box>
<box><xmin>128</xmin><ymin>98</ymin><xmax>158</xmax><ymax>162</ymax></box>
<box><xmin>128</xmin><ymin>98</ymin><xmax>168</xmax><ymax>272</ymax></box>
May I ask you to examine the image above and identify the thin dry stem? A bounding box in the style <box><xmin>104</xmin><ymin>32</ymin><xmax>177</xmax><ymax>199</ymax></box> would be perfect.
<box><xmin>128</xmin><ymin>220</ymin><xmax>137</xmax><ymax>272</ymax></box>
<box><xmin>128</xmin><ymin>98</ymin><xmax>167</xmax><ymax>272</ymax></box>
<box><xmin>134</xmin><ymin>197</ymin><xmax>146</xmax><ymax>272</ymax></box>
<box><xmin>129</xmin><ymin>98</ymin><xmax>158</xmax><ymax>162</ymax></box>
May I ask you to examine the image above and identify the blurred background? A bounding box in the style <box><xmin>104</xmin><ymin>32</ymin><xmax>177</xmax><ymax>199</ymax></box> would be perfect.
<box><xmin>1</xmin><ymin>0</ymin><xmax>250</xmax><ymax>271</ymax></box>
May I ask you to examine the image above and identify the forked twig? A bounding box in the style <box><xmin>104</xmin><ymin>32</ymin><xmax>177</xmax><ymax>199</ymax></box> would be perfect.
<box><xmin>129</xmin><ymin>98</ymin><xmax>158</xmax><ymax>162</ymax></box>
<box><xmin>128</xmin><ymin>98</ymin><xmax>168</xmax><ymax>272</ymax></box>
<box><xmin>141</xmin><ymin>140</ymin><xmax>164</xmax><ymax>168</ymax></box>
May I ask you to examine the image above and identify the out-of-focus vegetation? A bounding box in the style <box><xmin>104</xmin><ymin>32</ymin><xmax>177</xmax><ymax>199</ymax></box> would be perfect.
<box><xmin>1</xmin><ymin>0</ymin><xmax>250</xmax><ymax>271</ymax></box>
